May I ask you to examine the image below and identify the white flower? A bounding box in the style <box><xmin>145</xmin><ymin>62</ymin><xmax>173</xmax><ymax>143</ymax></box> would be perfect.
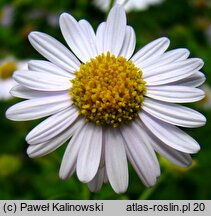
<box><xmin>93</xmin><ymin>0</ymin><xmax>163</xmax><ymax>12</ymax></box>
<box><xmin>199</xmin><ymin>84</ymin><xmax>211</xmax><ymax>109</ymax></box>
<box><xmin>6</xmin><ymin>5</ymin><xmax>206</xmax><ymax>193</ymax></box>
<box><xmin>0</xmin><ymin>58</ymin><xmax>28</xmax><ymax>100</ymax></box>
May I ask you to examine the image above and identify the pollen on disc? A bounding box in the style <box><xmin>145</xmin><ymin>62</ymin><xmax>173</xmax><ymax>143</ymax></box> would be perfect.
<box><xmin>70</xmin><ymin>52</ymin><xmax>146</xmax><ymax>127</ymax></box>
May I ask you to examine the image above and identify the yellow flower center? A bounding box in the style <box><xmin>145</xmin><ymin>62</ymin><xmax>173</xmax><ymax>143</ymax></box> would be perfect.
<box><xmin>0</xmin><ymin>61</ymin><xmax>17</xmax><ymax>80</ymax></box>
<box><xmin>70</xmin><ymin>52</ymin><xmax>146</xmax><ymax>127</ymax></box>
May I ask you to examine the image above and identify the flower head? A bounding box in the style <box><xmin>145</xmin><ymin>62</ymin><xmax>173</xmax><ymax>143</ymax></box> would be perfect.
<box><xmin>6</xmin><ymin>5</ymin><xmax>206</xmax><ymax>193</ymax></box>
<box><xmin>198</xmin><ymin>84</ymin><xmax>211</xmax><ymax>109</ymax></box>
<box><xmin>0</xmin><ymin>58</ymin><xmax>27</xmax><ymax>100</ymax></box>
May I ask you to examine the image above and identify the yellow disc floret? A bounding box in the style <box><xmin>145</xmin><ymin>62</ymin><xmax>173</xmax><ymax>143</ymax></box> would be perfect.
<box><xmin>0</xmin><ymin>61</ymin><xmax>17</xmax><ymax>80</ymax></box>
<box><xmin>70</xmin><ymin>52</ymin><xmax>146</xmax><ymax>127</ymax></box>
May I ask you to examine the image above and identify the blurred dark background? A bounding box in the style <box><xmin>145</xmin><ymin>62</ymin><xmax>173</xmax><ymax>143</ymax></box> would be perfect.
<box><xmin>0</xmin><ymin>0</ymin><xmax>211</xmax><ymax>199</ymax></box>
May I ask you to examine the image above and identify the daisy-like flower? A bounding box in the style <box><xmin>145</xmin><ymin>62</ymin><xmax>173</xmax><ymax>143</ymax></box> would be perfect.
<box><xmin>93</xmin><ymin>0</ymin><xmax>163</xmax><ymax>12</ymax></box>
<box><xmin>198</xmin><ymin>84</ymin><xmax>211</xmax><ymax>109</ymax></box>
<box><xmin>6</xmin><ymin>5</ymin><xmax>206</xmax><ymax>193</ymax></box>
<box><xmin>0</xmin><ymin>58</ymin><xmax>27</xmax><ymax>100</ymax></box>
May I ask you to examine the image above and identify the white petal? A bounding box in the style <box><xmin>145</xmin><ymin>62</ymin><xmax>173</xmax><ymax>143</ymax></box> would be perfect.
<box><xmin>79</xmin><ymin>19</ymin><xmax>98</xmax><ymax>58</ymax></box>
<box><xmin>28</xmin><ymin>31</ymin><xmax>80</xmax><ymax>72</ymax></box>
<box><xmin>6</xmin><ymin>92</ymin><xmax>72</xmax><ymax>121</ymax></box>
<box><xmin>103</xmin><ymin>4</ymin><xmax>126</xmax><ymax>56</ymax></box>
<box><xmin>170</xmin><ymin>71</ymin><xmax>206</xmax><ymax>87</ymax></box>
<box><xmin>131</xmin><ymin>37</ymin><xmax>170</xmax><ymax>67</ymax></box>
<box><xmin>146</xmin><ymin>85</ymin><xmax>205</xmax><ymax>103</ymax></box>
<box><xmin>27</xmin><ymin>118</ymin><xmax>84</xmax><ymax>158</ymax></box>
<box><xmin>0</xmin><ymin>79</ymin><xmax>16</xmax><ymax>100</ymax></box>
<box><xmin>28</xmin><ymin>60</ymin><xmax>75</xmax><ymax>78</ymax></box>
<box><xmin>140</xmin><ymin>111</ymin><xmax>201</xmax><ymax>153</ymax></box>
<box><xmin>87</xmin><ymin>167</ymin><xmax>105</xmax><ymax>192</ymax></box>
<box><xmin>76</xmin><ymin>123</ymin><xmax>102</xmax><ymax>183</ymax></box>
<box><xmin>59</xmin><ymin>13</ymin><xmax>95</xmax><ymax>62</ymax></box>
<box><xmin>13</xmin><ymin>70</ymin><xmax>71</xmax><ymax>91</ymax></box>
<box><xmin>119</xmin><ymin>26</ymin><xmax>136</xmax><ymax>59</ymax></box>
<box><xmin>26</xmin><ymin>106</ymin><xmax>78</xmax><ymax>144</ymax></box>
<box><xmin>59</xmin><ymin>122</ymin><xmax>86</xmax><ymax>180</ymax></box>
<box><xmin>10</xmin><ymin>85</ymin><xmax>68</xmax><ymax>99</ymax></box>
<box><xmin>96</xmin><ymin>22</ymin><xmax>106</xmax><ymax>54</ymax></box>
<box><xmin>88</xmin><ymin>141</ymin><xmax>109</xmax><ymax>189</ymax></box>
<box><xmin>145</xmin><ymin>130</ymin><xmax>192</xmax><ymax>167</ymax></box>
<box><xmin>144</xmin><ymin>58</ymin><xmax>203</xmax><ymax>79</ymax></box>
<box><xmin>144</xmin><ymin>58</ymin><xmax>204</xmax><ymax>85</ymax></box>
<box><xmin>142</xmin><ymin>98</ymin><xmax>206</xmax><ymax>128</ymax></box>
<box><xmin>141</xmin><ymin>48</ymin><xmax>190</xmax><ymax>69</ymax></box>
<box><xmin>99</xmin><ymin>131</ymin><xmax>105</xmax><ymax>169</ymax></box>
<box><xmin>121</xmin><ymin>120</ymin><xmax>160</xmax><ymax>187</ymax></box>
<box><xmin>104</xmin><ymin>169</ymin><xmax>109</xmax><ymax>184</ymax></box>
<box><xmin>105</xmin><ymin>128</ymin><xmax>128</xmax><ymax>193</ymax></box>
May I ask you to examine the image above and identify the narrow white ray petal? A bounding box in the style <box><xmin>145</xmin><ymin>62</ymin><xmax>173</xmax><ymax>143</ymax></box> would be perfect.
<box><xmin>144</xmin><ymin>128</ymin><xmax>192</xmax><ymax>167</ymax></box>
<box><xmin>146</xmin><ymin>85</ymin><xmax>205</xmax><ymax>103</ymax></box>
<box><xmin>141</xmin><ymin>48</ymin><xmax>190</xmax><ymax>70</ymax></box>
<box><xmin>26</xmin><ymin>106</ymin><xmax>78</xmax><ymax>144</ymax></box>
<box><xmin>125</xmin><ymin>147</ymin><xmax>149</xmax><ymax>186</ymax></box>
<box><xmin>105</xmin><ymin>128</ymin><xmax>128</xmax><ymax>193</ymax></box>
<box><xmin>103</xmin><ymin>4</ymin><xmax>126</xmax><ymax>56</ymax></box>
<box><xmin>10</xmin><ymin>85</ymin><xmax>68</xmax><ymax>99</ymax></box>
<box><xmin>102</xmin><ymin>130</ymin><xmax>109</xmax><ymax>184</ymax></box>
<box><xmin>140</xmin><ymin>111</ymin><xmax>201</xmax><ymax>153</ymax></box>
<box><xmin>170</xmin><ymin>71</ymin><xmax>206</xmax><ymax>87</ymax></box>
<box><xmin>119</xmin><ymin>26</ymin><xmax>136</xmax><ymax>59</ymax></box>
<box><xmin>161</xmin><ymin>48</ymin><xmax>190</xmax><ymax>60</ymax></box>
<box><xmin>142</xmin><ymin>98</ymin><xmax>206</xmax><ymax>127</ymax></box>
<box><xmin>59</xmin><ymin>13</ymin><xmax>94</xmax><ymax>62</ymax></box>
<box><xmin>121</xmin><ymin>120</ymin><xmax>160</xmax><ymax>187</ymax></box>
<box><xmin>6</xmin><ymin>92</ymin><xmax>72</xmax><ymax>121</ymax></box>
<box><xmin>59</xmin><ymin>122</ymin><xmax>86</xmax><ymax>180</ymax></box>
<box><xmin>79</xmin><ymin>19</ymin><xmax>98</xmax><ymax>58</ymax></box>
<box><xmin>131</xmin><ymin>37</ymin><xmax>170</xmax><ymax>67</ymax></box>
<box><xmin>104</xmin><ymin>169</ymin><xmax>109</xmax><ymax>184</ymax></box>
<box><xmin>144</xmin><ymin>58</ymin><xmax>204</xmax><ymax>85</ymax></box>
<box><xmin>87</xmin><ymin>167</ymin><xmax>105</xmax><ymax>192</ymax></box>
<box><xmin>28</xmin><ymin>60</ymin><xmax>75</xmax><ymax>78</ymax></box>
<box><xmin>96</xmin><ymin>22</ymin><xmax>106</xmax><ymax>54</ymax></box>
<box><xmin>134</xmin><ymin>120</ymin><xmax>160</xmax><ymax>177</ymax></box>
<box><xmin>77</xmin><ymin>123</ymin><xmax>102</xmax><ymax>183</ymax></box>
<box><xmin>13</xmin><ymin>70</ymin><xmax>71</xmax><ymax>91</ymax></box>
<box><xmin>0</xmin><ymin>79</ymin><xmax>16</xmax><ymax>100</ymax></box>
<box><xmin>99</xmin><ymin>130</ymin><xmax>105</xmax><ymax>170</ymax></box>
<box><xmin>96</xmin><ymin>130</ymin><xmax>109</xmax><ymax>186</ymax></box>
<box><xmin>144</xmin><ymin>58</ymin><xmax>203</xmax><ymax>78</ymax></box>
<box><xmin>27</xmin><ymin>118</ymin><xmax>84</xmax><ymax>158</ymax></box>
<box><xmin>28</xmin><ymin>31</ymin><xmax>80</xmax><ymax>71</ymax></box>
